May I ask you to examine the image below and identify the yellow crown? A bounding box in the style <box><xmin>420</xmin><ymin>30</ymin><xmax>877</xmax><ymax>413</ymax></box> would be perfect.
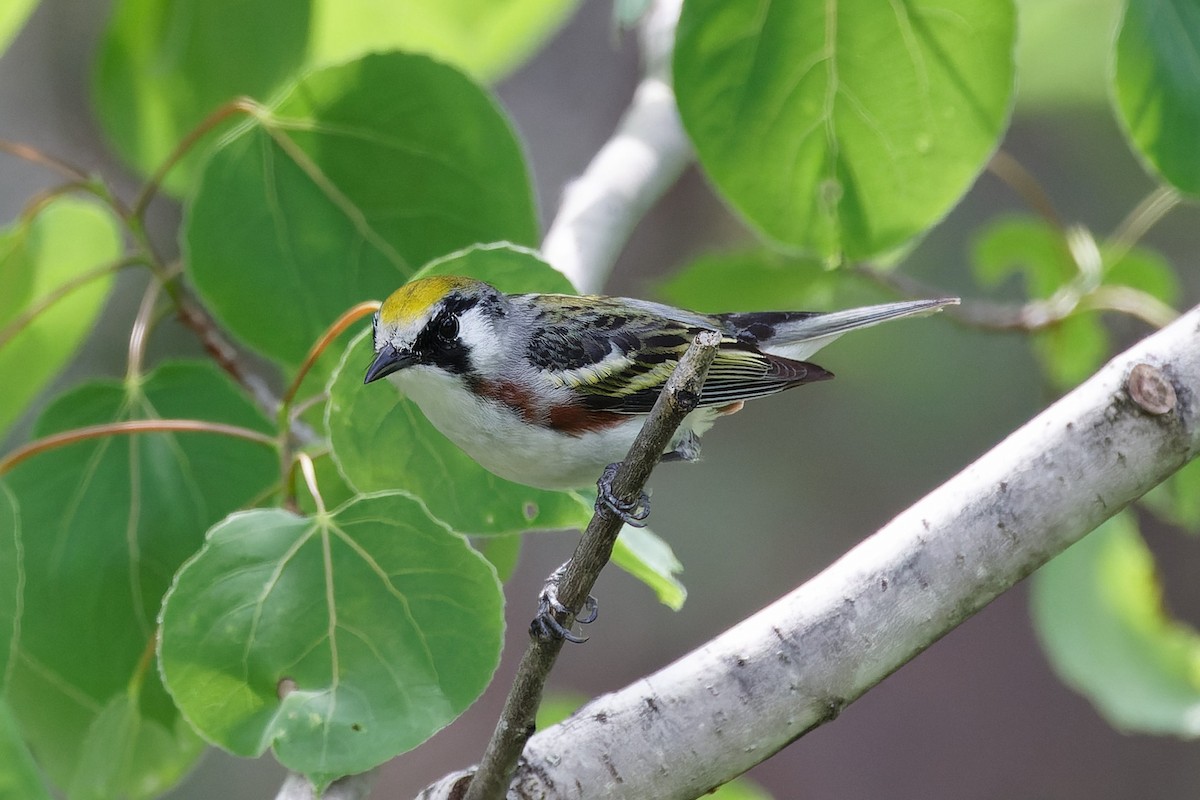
<box><xmin>379</xmin><ymin>275</ymin><xmax>478</xmax><ymax>326</ymax></box>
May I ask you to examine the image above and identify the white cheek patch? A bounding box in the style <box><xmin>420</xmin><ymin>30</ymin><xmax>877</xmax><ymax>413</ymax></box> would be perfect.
<box><xmin>455</xmin><ymin>306</ymin><xmax>504</xmax><ymax>371</ymax></box>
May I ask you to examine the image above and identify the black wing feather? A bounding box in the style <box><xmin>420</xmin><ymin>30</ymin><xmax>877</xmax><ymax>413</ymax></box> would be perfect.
<box><xmin>524</xmin><ymin>296</ymin><xmax>833</xmax><ymax>414</ymax></box>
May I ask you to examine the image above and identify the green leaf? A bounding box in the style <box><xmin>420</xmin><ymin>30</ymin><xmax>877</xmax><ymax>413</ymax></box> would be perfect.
<box><xmin>1113</xmin><ymin>0</ymin><xmax>1200</xmax><ymax>195</ymax></box>
<box><xmin>709</xmin><ymin>778</ymin><xmax>775</xmax><ymax>800</ymax></box>
<box><xmin>2</xmin><ymin>361</ymin><xmax>276</xmax><ymax>795</ymax></box>
<box><xmin>656</xmin><ymin>249</ymin><xmax>844</xmax><ymax>313</ymax></box>
<box><xmin>414</xmin><ymin>242</ymin><xmax>577</xmax><ymax>294</ymax></box>
<box><xmin>0</xmin><ymin>0</ymin><xmax>37</xmax><ymax>56</ymax></box>
<box><xmin>535</xmin><ymin>691</ymin><xmax>587</xmax><ymax>729</ymax></box>
<box><xmin>185</xmin><ymin>52</ymin><xmax>538</xmax><ymax>366</ymax></box>
<box><xmin>1032</xmin><ymin>314</ymin><xmax>1108</xmax><ymax>390</ymax></box>
<box><xmin>971</xmin><ymin>216</ymin><xmax>1075</xmax><ymax>298</ymax></box>
<box><xmin>1013</xmin><ymin>0</ymin><xmax>1122</xmax><ymax>109</ymax></box>
<box><xmin>474</xmin><ymin>534</ymin><xmax>523</xmax><ymax>583</ymax></box>
<box><xmin>0</xmin><ymin>699</ymin><xmax>52</xmax><ymax>800</ymax></box>
<box><xmin>1031</xmin><ymin>513</ymin><xmax>1200</xmax><ymax>735</ymax></box>
<box><xmin>674</xmin><ymin>0</ymin><xmax>1016</xmax><ymax>260</ymax></box>
<box><xmin>294</xmin><ymin>452</ymin><xmax>357</xmax><ymax>519</ymax></box>
<box><xmin>0</xmin><ymin>482</ymin><xmax>17</xmax><ymax>686</ymax></box>
<box><xmin>159</xmin><ymin>493</ymin><xmax>503</xmax><ymax>783</ymax></box>
<box><xmin>326</xmin><ymin>245</ymin><xmax>589</xmax><ymax>536</ymax></box>
<box><xmin>1141</xmin><ymin>457</ymin><xmax>1200</xmax><ymax>535</ymax></box>
<box><xmin>67</xmin><ymin>693</ymin><xmax>202</xmax><ymax>800</ymax></box>
<box><xmin>1103</xmin><ymin>244</ymin><xmax>1180</xmax><ymax>306</ymax></box>
<box><xmin>309</xmin><ymin>0</ymin><xmax>581</xmax><ymax>82</ymax></box>
<box><xmin>611</xmin><ymin>524</ymin><xmax>686</xmax><ymax>611</ymax></box>
<box><xmin>92</xmin><ymin>0</ymin><xmax>310</xmax><ymax>195</ymax></box>
<box><xmin>0</xmin><ymin>197</ymin><xmax>120</xmax><ymax>436</ymax></box>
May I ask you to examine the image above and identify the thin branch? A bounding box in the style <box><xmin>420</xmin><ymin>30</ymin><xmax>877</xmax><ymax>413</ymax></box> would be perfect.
<box><xmin>987</xmin><ymin>149</ymin><xmax>1065</xmax><ymax>230</ymax></box>
<box><xmin>126</xmin><ymin>277</ymin><xmax>164</xmax><ymax>382</ymax></box>
<box><xmin>171</xmin><ymin>290</ymin><xmax>263</xmax><ymax>397</ymax></box>
<box><xmin>1079</xmin><ymin>284</ymin><xmax>1179</xmax><ymax>329</ymax></box>
<box><xmin>281</xmin><ymin>301</ymin><xmax>381</xmax><ymax>413</ymax></box>
<box><xmin>1107</xmin><ymin>185</ymin><xmax>1182</xmax><ymax>265</ymax></box>
<box><xmin>131</xmin><ymin>97</ymin><xmax>262</xmax><ymax>221</ymax></box>
<box><xmin>0</xmin><ymin>257</ymin><xmax>138</xmax><ymax>351</ymax></box>
<box><xmin>462</xmin><ymin>331</ymin><xmax>722</xmax><ymax>800</ymax></box>
<box><xmin>419</xmin><ymin>302</ymin><xmax>1200</xmax><ymax>800</ymax></box>
<box><xmin>541</xmin><ymin>0</ymin><xmax>691</xmax><ymax>293</ymax></box>
<box><xmin>0</xmin><ymin>419</ymin><xmax>277</xmax><ymax>475</ymax></box>
<box><xmin>0</xmin><ymin>138</ymin><xmax>92</xmax><ymax>182</ymax></box>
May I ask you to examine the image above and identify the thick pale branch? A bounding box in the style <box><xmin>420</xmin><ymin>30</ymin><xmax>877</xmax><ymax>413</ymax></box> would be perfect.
<box><xmin>541</xmin><ymin>0</ymin><xmax>691</xmax><ymax>294</ymax></box>
<box><xmin>419</xmin><ymin>307</ymin><xmax>1200</xmax><ymax>799</ymax></box>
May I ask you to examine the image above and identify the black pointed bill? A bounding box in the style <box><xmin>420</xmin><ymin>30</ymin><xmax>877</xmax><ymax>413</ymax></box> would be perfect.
<box><xmin>364</xmin><ymin>343</ymin><xmax>416</xmax><ymax>384</ymax></box>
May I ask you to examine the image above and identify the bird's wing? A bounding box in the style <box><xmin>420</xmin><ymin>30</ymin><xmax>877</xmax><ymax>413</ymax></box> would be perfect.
<box><xmin>524</xmin><ymin>299</ymin><xmax>832</xmax><ymax>414</ymax></box>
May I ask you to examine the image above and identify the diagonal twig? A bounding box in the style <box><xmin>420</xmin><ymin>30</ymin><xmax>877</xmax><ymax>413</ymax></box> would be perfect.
<box><xmin>461</xmin><ymin>330</ymin><xmax>721</xmax><ymax>800</ymax></box>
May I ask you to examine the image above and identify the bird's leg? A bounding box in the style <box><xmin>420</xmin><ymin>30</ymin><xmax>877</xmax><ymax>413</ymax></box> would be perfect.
<box><xmin>529</xmin><ymin>561</ymin><xmax>598</xmax><ymax>643</ymax></box>
<box><xmin>595</xmin><ymin>462</ymin><xmax>651</xmax><ymax>527</ymax></box>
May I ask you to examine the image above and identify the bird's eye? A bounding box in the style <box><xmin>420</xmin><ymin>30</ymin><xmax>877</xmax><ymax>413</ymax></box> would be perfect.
<box><xmin>436</xmin><ymin>313</ymin><xmax>459</xmax><ymax>341</ymax></box>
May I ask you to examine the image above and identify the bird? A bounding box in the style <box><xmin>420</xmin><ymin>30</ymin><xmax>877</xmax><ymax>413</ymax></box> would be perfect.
<box><xmin>364</xmin><ymin>274</ymin><xmax>956</xmax><ymax>640</ymax></box>
<box><xmin>364</xmin><ymin>274</ymin><xmax>955</xmax><ymax>494</ymax></box>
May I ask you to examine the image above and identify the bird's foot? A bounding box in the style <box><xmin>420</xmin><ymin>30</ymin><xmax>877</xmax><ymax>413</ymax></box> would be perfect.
<box><xmin>595</xmin><ymin>462</ymin><xmax>651</xmax><ymax>527</ymax></box>
<box><xmin>529</xmin><ymin>561</ymin><xmax>598</xmax><ymax>644</ymax></box>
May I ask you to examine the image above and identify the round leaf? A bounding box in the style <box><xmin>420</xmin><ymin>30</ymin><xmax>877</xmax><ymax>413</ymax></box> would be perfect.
<box><xmin>674</xmin><ymin>0</ymin><xmax>1016</xmax><ymax>259</ymax></box>
<box><xmin>0</xmin><ymin>197</ymin><xmax>120</xmax><ymax>436</ymax></box>
<box><xmin>1142</xmin><ymin>457</ymin><xmax>1200</xmax><ymax>535</ymax></box>
<box><xmin>2</xmin><ymin>361</ymin><xmax>276</xmax><ymax>794</ymax></box>
<box><xmin>0</xmin><ymin>700</ymin><xmax>53</xmax><ymax>800</ymax></box>
<box><xmin>159</xmin><ymin>493</ymin><xmax>503</xmax><ymax>783</ymax></box>
<box><xmin>309</xmin><ymin>0</ymin><xmax>580</xmax><ymax>81</ymax></box>
<box><xmin>92</xmin><ymin>0</ymin><xmax>310</xmax><ymax>194</ymax></box>
<box><xmin>1031</xmin><ymin>513</ymin><xmax>1200</xmax><ymax>735</ymax></box>
<box><xmin>0</xmin><ymin>0</ymin><xmax>37</xmax><ymax>56</ymax></box>
<box><xmin>185</xmin><ymin>52</ymin><xmax>538</xmax><ymax>366</ymax></box>
<box><xmin>1114</xmin><ymin>0</ymin><xmax>1200</xmax><ymax>195</ymax></box>
<box><xmin>612</xmin><ymin>524</ymin><xmax>686</xmax><ymax>611</ymax></box>
<box><xmin>656</xmin><ymin>249</ymin><xmax>843</xmax><ymax>313</ymax></box>
<box><xmin>327</xmin><ymin>245</ymin><xmax>590</xmax><ymax>536</ymax></box>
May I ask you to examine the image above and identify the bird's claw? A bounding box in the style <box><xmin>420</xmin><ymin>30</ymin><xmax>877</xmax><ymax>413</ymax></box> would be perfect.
<box><xmin>596</xmin><ymin>462</ymin><xmax>651</xmax><ymax>527</ymax></box>
<box><xmin>529</xmin><ymin>562</ymin><xmax>598</xmax><ymax>644</ymax></box>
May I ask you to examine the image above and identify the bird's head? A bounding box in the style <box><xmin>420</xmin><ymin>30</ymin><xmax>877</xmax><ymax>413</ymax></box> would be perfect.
<box><xmin>364</xmin><ymin>275</ymin><xmax>507</xmax><ymax>384</ymax></box>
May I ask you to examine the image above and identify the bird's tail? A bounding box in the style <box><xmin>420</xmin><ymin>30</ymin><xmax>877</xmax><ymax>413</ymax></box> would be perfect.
<box><xmin>719</xmin><ymin>297</ymin><xmax>959</xmax><ymax>361</ymax></box>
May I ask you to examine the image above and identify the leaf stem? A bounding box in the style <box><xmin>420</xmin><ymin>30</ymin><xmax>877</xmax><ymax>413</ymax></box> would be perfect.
<box><xmin>280</xmin><ymin>301</ymin><xmax>381</xmax><ymax>416</ymax></box>
<box><xmin>126</xmin><ymin>276</ymin><xmax>165</xmax><ymax>383</ymax></box>
<box><xmin>0</xmin><ymin>256</ymin><xmax>139</xmax><ymax>352</ymax></box>
<box><xmin>0</xmin><ymin>420</ymin><xmax>277</xmax><ymax>475</ymax></box>
<box><xmin>987</xmin><ymin>149</ymin><xmax>1064</xmax><ymax>230</ymax></box>
<box><xmin>0</xmin><ymin>138</ymin><xmax>92</xmax><ymax>182</ymax></box>
<box><xmin>131</xmin><ymin>97</ymin><xmax>263</xmax><ymax>222</ymax></box>
<box><xmin>297</xmin><ymin>452</ymin><xmax>325</xmax><ymax>516</ymax></box>
<box><xmin>462</xmin><ymin>331</ymin><xmax>721</xmax><ymax>800</ymax></box>
<box><xmin>1106</xmin><ymin>185</ymin><xmax>1182</xmax><ymax>265</ymax></box>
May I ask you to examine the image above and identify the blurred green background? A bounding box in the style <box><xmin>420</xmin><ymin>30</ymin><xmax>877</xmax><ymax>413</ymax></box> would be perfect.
<box><xmin>2</xmin><ymin>0</ymin><xmax>1199</xmax><ymax>797</ymax></box>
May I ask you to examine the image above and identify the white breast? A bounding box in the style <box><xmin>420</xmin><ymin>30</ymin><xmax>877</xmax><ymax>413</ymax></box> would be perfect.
<box><xmin>388</xmin><ymin>366</ymin><xmax>712</xmax><ymax>490</ymax></box>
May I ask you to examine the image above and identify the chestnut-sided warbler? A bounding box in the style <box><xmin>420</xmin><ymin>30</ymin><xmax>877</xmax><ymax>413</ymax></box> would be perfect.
<box><xmin>364</xmin><ymin>275</ymin><xmax>956</xmax><ymax>493</ymax></box>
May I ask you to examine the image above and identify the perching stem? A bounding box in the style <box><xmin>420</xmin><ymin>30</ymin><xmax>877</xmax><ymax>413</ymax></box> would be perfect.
<box><xmin>461</xmin><ymin>330</ymin><xmax>721</xmax><ymax>800</ymax></box>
